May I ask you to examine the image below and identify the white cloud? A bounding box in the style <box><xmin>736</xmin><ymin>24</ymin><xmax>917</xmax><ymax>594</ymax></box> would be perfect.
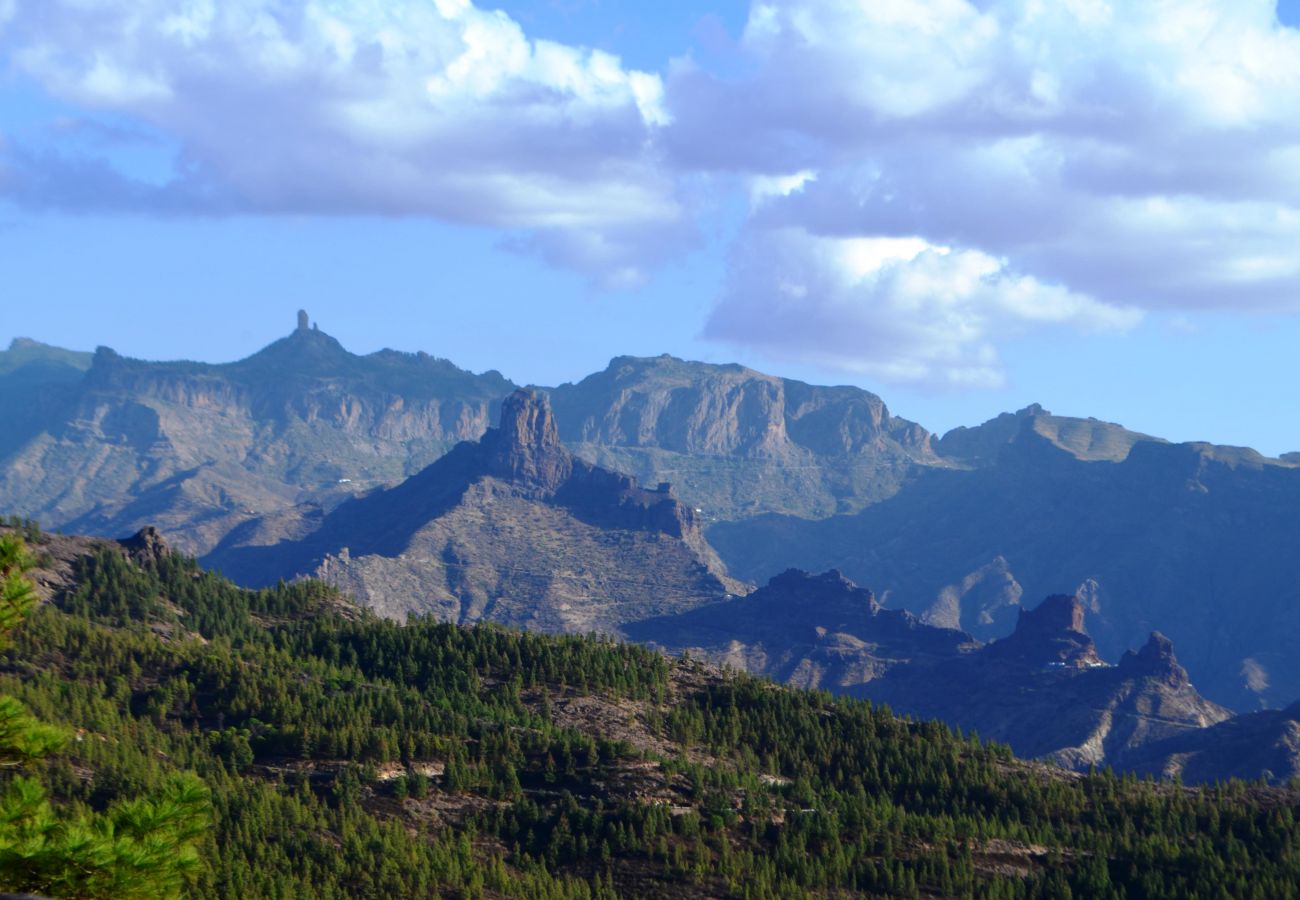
<box><xmin>679</xmin><ymin>0</ymin><xmax>1300</xmax><ymax>377</ymax></box>
<box><xmin>705</xmin><ymin>226</ymin><xmax>1139</xmax><ymax>387</ymax></box>
<box><xmin>0</xmin><ymin>0</ymin><xmax>683</xmax><ymax>284</ymax></box>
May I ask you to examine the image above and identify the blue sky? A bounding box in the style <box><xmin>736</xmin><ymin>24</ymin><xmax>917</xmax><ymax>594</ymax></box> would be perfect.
<box><xmin>2</xmin><ymin>0</ymin><xmax>1300</xmax><ymax>454</ymax></box>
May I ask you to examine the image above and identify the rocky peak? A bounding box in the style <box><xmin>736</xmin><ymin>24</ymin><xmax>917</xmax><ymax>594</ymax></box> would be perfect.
<box><xmin>119</xmin><ymin>526</ymin><xmax>171</xmax><ymax>568</ymax></box>
<box><xmin>1017</xmin><ymin>594</ymin><xmax>1087</xmax><ymax>636</ymax></box>
<box><xmin>485</xmin><ymin>389</ymin><xmax>573</xmax><ymax>492</ymax></box>
<box><xmin>1119</xmin><ymin>631</ymin><xmax>1189</xmax><ymax>688</ymax></box>
<box><xmin>990</xmin><ymin>594</ymin><xmax>1102</xmax><ymax>667</ymax></box>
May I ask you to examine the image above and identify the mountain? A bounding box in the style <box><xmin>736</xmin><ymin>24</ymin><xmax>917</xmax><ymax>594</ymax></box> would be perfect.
<box><xmin>709</xmin><ymin>409</ymin><xmax>1300</xmax><ymax>710</ymax></box>
<box><xmin>205</xmin><ymin>389</ymin><xmax>744</xmax><ymax>634</ymax></box>
<box><xmin>625</xmin><ymin>568</ymin><xmax>972</xmax><ymax>692</ymax></box>
<box><xmin>630</xmin><ymin>572</ymin><xmax>1230</xmax><ymax>774</ymax></box>
<box><xmin>545</xmin><ymin>354</ymin><xmax>936</xmax><ymax>521</ymax></box>
<box><xmin>9</xmin><ymin>522</ymin><xmax>1300</xmax><ymax>897</ymax></box>
<box><xmin>0</xmin><ymin>315</ymin><xmax>513</xmax><ymax>555</ymax></box>
<box><xmin>861</xmin><ymin>594</ymin><xmax>1232</xmax><ymax>772</ymax></box>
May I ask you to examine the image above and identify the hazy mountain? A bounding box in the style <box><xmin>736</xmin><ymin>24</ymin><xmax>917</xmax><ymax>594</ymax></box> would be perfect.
<box><xmin>546</xmin><ymin>354</ymin><xmax>937</xmax><ymax>521</ymax></box>
<box><xmin>626</xmin><ymin>568</ymin><xmax>972</xmax><ymax>692</ymax></box>
<box><xmin>630</xmin><ymin>571</ymin><xmax>1230</xmax><ymax>773</ymax></box>
<box><xmin>710</xmin><ymin>410</ymin><xmax>1300</xmax><ymax>710</ymax></box>
<box><xmin>0</xmin><ymin>316</ymin><xmax>513</xmax><ymax>555</ymax></box>
<box><xmin>861</xmin><ymin>594</ymin><xmax>1232</xmax><ymax>773</ymax></box>
<box><xmin>205</xmin><ymin>390</ymin><xmax>744</xmax><ymax>633</ymax></box>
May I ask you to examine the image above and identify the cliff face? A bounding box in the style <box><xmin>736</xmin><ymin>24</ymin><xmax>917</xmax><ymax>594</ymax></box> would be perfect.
<box><xmin>861</xmin><ymin>594</ymin><xmax>1232</xmax><ymax>772</ymax></box>
<box><xmin>546</xmin><ymin>355</ymin><xmax>937</xmax><ymax>521</ymax></box>
<box><xmin>204</xmin><ymin>390</ymin><xmax>743</xmax><ymax>635</ymax></box>
<box><xmin>0</xmin><ymin>322</ymin><xmax>513</xmax><ymax>555</ymax></box>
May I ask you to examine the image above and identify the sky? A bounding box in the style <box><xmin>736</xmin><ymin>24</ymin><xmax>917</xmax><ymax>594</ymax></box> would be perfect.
<box><xmin>2</xmin><ymin>0</ymin><xmax>1300</xmax><ymax>454</ymax></box>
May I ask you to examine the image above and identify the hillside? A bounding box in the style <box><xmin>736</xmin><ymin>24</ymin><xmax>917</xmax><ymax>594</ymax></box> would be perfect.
<box><xmin>0</xmin><ymin>316</ymin><xmax>513</xmax><ymax>555</ymax></box>
<box><xmin>205</xmin><ymin>390</ymin><xmax>744</xmax><ymax>633</ymax></box>
<box><xmin>6</xmin><ymin>523</ymin><xmax>1300</xmax><ymax>897</ymax></box>
<box><xmin>546</xmin><ymin>354</ymin><xmax>937</xmax><ymax>521</ymax></box>
<box><xmin>861</xmin><ymin>595</ymin><xmax>1232</xmax><ymax>773</ymax></box>
<box><xmin>710</xmin><ymin>418</ymin><xmax>1300</xmax><ymax>711</ymax></box>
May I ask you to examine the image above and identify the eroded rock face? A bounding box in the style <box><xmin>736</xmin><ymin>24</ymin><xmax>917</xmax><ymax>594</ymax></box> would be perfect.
<box><xmin>0</xmin><ymin>322</ymin><xmax>514</xmax><ymax>556</ymax></box>
<box><xmin>859</xmin><ymin>593</ymin><xmax>1231</xmax><ymax>772</ymax></box>
<box><xmin>547</xmin><ymin>354</ymin><xmax>937</xmax><ymax>521</ymax></box>
<box><xmin>204</xmin><ymin>390</ymin><xmax>743</xmax><ymax>635</ymax></box>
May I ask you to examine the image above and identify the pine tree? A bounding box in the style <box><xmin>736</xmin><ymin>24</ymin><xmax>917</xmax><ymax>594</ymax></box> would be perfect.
<box><xmin>0</xmin><ymin>535</ymin><xmax>212</xmax><ymax>899</ymax></box>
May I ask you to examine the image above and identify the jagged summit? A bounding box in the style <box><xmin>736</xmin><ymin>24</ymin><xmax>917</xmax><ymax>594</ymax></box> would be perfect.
<box><xmin>1119</xmin><ymin>631</ymin><xmax>1188</xmax><ymax>687</ymax></box>
<box><xmin>483</xmin><ymin>389</ymin><xmax>572</xmax><ymax>491</ymax></box>
<box><xmin>204</xmin><ymin>393</ymin><xmax>742</xmax><ymax>633</ymax></box>
<box><xmin>989</xmin><ymin>594</ymin><xmax>1102</xmax><ymax>668</ymax></box>
<box><xmin>1018</xmin><ymin>593</ymin><xmax>1087</xmax><ymax>635</ymax></box>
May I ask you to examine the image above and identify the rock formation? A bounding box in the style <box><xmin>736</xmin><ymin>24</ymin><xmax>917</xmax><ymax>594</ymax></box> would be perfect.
<box><xmin>709</xmin><ymin>413</ymin><xmax>1300</xmax><ymax>710</ymax></box>
<box><xmin>205</xmin><ymin>390</ymin><xmax>744</xmax><ymax>634</ymax></box>
<box><xmin>0</xmin><ymin>323</ymin><xmax>514</xmax><ymax>555</ymax></box>
<box><xmin>861</xmin><ymin>594</ymin><xmax>1231</xmax><ymax>771</ymax></box>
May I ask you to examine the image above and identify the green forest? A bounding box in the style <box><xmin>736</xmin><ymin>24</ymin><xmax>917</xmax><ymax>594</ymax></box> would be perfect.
<box><xmin>2</xmin><ymin>524</ymin><xmax>1299</xmax><ymax>898</ymax></box>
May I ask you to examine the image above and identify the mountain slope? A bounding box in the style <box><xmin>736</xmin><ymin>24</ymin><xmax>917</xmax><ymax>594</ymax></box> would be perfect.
<box><xmin>861</xmin><ymin>595</ymin><xmax>1232</xmax><ymax>772</ymax></box>
<box><xmin>8</xmin><ymin>521</ymin><xmax>1300</xmax><ymax>897</ymax></box>
<box><xmin>205</xmin><ymin>390</ymin><xmax>744</xmax><ymax>633</ymax></box>
<box><xmin>546</xmin><ymin>354</ymin><xmax>936</xmax><ymax>521</ymax></box>
<box><xmin>0</xmin><ymin>316</ymin><xmax>513</xmax><ymax>555</ymax></box>
<box><xmin>710</xmin><ymin>418</ymin><xmax>1300</xmax><ymax>710</ymax></box>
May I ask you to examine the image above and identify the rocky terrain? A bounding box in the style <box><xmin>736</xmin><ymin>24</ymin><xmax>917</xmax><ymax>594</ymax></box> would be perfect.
<box><xmin>860</xmin><ymin>594</ymin><xmax>1232</xmax><ymax>772</ymax></box>
<box><xmin>0</xmin><ymin>319</ymin><xmax>513</xmax><ymax>555</ymax></box>
<box><xmin>710</xmin><ymin>406</ymin><xmax>1300</xmax><ymax>710</ymax></box>
<box><xmin>205</xmin><ymin>390</ymin><xmax>744</xmax><ymax>634</ymax></box>
<box><xmin>629</xmin><ymin>569</ymin><xmax>1234</xmax><ymax>775</ymax></box>
<box><xmin>546</xmin><ymin>354</ymin><xmax>937</xmax><ymax>521</ymax></box>
<box><xmin>6</xmin><ymin>324</ymin><xmax>1300</xmax><ymax>716</ymax></box>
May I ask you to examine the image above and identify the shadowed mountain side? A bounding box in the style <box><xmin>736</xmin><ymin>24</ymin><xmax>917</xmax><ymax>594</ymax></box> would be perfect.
<box><xmin>709</xmin><ymin>425</ymin><xmax>1300</xmax><ymax>710</ymax></box>
<box><xmin>1122</xmin><ymin>699</ymin><xmax>1300</xmax><ymax>785</ymax></box>
<box><xmin>625</xmin><ymin>569</ymin><xmax>973</xmax><ymax>692</ymax></box>
<box><xmin>545</xmin><ymin>354</ymin><xmax>937</xmax><ymax>522</ymax></box>
<box><xmin>204</xmin><ymin>390</ymin><xmax>744</xmax><ymax>634</ymax></box>
<box><xmin>861</xmin><ymin>596</ymin><xmax>1232</xmax><ymax>772</ymax></box>
<box><xmin>0</xmin><ymin>317</ymin><xmax>514</xmax><ymax>555</ymax></box>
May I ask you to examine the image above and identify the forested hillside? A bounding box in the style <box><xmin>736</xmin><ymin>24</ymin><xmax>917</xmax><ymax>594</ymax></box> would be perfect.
<box><xmin>4</xmin><ymin>524</ymin><xmax>1300</xmax><ymax>898</ymax></box>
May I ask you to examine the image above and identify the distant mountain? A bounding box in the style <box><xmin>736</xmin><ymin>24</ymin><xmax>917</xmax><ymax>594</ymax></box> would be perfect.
<box><xmin>0</xmin><ymin>338</ymin><xmax>95</xmax><ymax>461</ymax></box>
<box><xmin>630</xmin><ymin>571</ymin><xmax>1230</xmax><ymax>773</ymax></box>
<box><xmin>861</xmin><ymin>594</ymin><xmax>1232</xmax><ymax>772</ymax></box>
<box><xmin>546</xmin><ymin>354</ymin><xmax>936</xmax><ymax>521</ymax></box>
<box><xmin>626</xmin><ymin>568</ymin><xmax>971</xmax><ymax>692</ymax></box>
<box><xmin>205</xmin><ymin>389</ymin><xmax>743</xmax><ymax>634</ymax></box>
<box><xmin>709</xmin><ymin>409</ymin><xmax>1300</xmax><ymax>710</ymax></box>
<box><xmin>0</xmin><ymin>315</ymin><xmax>513</xmax><ymax>555</ymax></box>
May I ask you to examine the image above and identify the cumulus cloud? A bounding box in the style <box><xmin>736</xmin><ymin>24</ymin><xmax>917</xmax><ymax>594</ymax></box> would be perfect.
<box><xmin>705</xmin><ymin>226</ymin><xmax>1139</xmax><ymax>387</ymax></box>
<box><xmin>0</xmin><ymin>0</ymin><xmax>685</xmax><ymax>284</ymax></box>
<box><xmin>5</xmin><ymin>0</ymin><xmax>1300</xmax><ymax>382</ymax></box>
<box><xmin>680</xmin><ymin>0</ymin><xmax>1300</xmax><ymax>381</ymax></box>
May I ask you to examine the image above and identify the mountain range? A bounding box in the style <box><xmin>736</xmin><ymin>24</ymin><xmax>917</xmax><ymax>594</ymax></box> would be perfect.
<box><xmin>3</xmin><ymin>316</ymin><xmax>1300</xmax><ymax>741</ymax></box>
<box><xmin>206</xmin><ymin>389</ymin><xmax>742</xmax><ymax>634</ymax></box>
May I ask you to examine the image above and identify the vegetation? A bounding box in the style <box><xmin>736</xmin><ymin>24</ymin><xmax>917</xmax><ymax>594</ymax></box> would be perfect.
<box><xmin>3</xmin><ymin>530</ymin><xmax>1300</xmax><ymax>897</ymax></box>
<box><xmin>0</xmin><ymin>535</ymin><xmax>210</xmax><ymax>899</ymax></box>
